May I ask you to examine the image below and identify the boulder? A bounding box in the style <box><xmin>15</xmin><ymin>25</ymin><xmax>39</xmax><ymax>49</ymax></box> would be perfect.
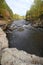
<box><xmin>0</xmin><ymin>28</ymin><xmax>8</xmax><ymax>64</ymax></box>
<box><xmin>1</xmin><ymin>48</ymin><xmax>43</xmax><ymax>65</ymax></box>
<box><xmin>0</xmin><ymin>28</ymin><xmax>8</xmax><ymax>50</ymax></box>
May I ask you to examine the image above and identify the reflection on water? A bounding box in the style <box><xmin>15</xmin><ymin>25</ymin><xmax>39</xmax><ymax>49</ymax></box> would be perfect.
<box><xmin>7</xmin><ymin>20</ymin><xmax>43</xmax><ymax>57</ymax></box>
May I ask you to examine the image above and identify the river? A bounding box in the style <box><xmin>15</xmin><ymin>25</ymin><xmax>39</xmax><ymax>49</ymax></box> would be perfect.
<box><xmin>7</xmin><ymin>20</ymin><xmax>43</xmax><ymax>57</ymax></box>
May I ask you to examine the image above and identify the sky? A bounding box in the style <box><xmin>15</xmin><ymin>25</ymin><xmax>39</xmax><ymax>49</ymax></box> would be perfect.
<box><xmin>5</xmin><ymin>0</ymin><xmax>34</xmax><ymax>16</ymax></box>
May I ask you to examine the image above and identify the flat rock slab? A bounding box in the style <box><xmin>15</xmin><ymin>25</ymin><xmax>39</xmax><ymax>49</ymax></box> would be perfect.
<box><xmin>1</xmin><ymin>48</ymin><xmax>43</xmax><ymax>65</ymax></box>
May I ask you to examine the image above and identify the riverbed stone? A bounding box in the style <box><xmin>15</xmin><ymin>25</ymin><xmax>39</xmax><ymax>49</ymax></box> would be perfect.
<box><xmin>1</xmin><ymin>48</ymin><xmax>43</xmax><ymax>65</ymax></box>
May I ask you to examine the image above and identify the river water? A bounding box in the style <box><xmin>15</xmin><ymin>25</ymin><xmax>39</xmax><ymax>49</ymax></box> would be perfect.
<box><xmin>7</xmin><ymin>20</ymin><xmax>43</xmax><ymax>57</ymax></box>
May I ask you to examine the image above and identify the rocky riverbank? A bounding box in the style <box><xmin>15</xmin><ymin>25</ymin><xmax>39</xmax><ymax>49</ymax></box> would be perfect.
<box><xmin>0</xmin><ymin>27</ymin><xmax>43</xmax><ymax>65</ymax></box>
<box><xmin>31</xmin><ymin>19</ymin><xmax>43</xmax><ymax>28</ymax></box>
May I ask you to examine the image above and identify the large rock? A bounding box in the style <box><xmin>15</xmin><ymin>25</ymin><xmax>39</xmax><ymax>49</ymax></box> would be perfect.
<box><xmin>0</xmin><ymin>28</ymin><xmax>8</xmax><ymax>50</ymax></box>
<box><xmin>1</xmin><ymin>48</ymin><xmax>43</xmax><ymax>65</ymax></box>
<box><xmin>0</xmin><ymin>28</ymin><xmax>8</xmax><ymax>64</ymax></box>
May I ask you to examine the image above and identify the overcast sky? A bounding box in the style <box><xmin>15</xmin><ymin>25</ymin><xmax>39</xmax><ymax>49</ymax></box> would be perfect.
<box><xmin>6</xmin><ymin>0</ymin><xmax>34</xmax><ymax>16</ymax></box>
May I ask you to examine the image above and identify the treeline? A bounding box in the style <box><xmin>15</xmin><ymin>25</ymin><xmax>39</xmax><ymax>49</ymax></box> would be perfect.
<box><xmin>13</xmin><ymin>14</ymin><xmax>25</xmax><ymax>20</ymax></box>
<box><xmin>26</xmin><ymin>0</ymin><xmax>43</xmax><ymax>23</ymax></box>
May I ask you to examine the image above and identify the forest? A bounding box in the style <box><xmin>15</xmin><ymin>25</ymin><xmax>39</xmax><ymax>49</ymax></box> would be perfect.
<box><xmin>26</xmin><ymin>0</ymin><xmax>43</xmax><ymax>26</ymax></box>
